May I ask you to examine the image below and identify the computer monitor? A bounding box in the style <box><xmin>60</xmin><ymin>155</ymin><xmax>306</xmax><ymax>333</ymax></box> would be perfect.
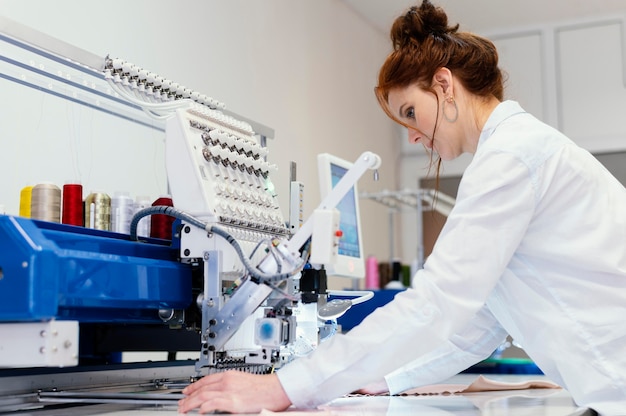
<box><xmin>317</xmin><ymin>153</ymin><xmax>365</xmax><ymax>279</ymax></box>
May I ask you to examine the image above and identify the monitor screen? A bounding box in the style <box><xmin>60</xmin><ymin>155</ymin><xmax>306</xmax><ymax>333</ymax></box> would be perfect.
<box><xmin>317</xmin><ymin>153</ymin><xmax>365</xmax><ymax>279</ymax></box>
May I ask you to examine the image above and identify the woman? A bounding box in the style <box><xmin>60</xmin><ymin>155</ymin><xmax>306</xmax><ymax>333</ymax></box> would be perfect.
<box><xmin>179</xmin><ymin>1</ymin><xmax>626</xmax><ymax>414</ymax></box>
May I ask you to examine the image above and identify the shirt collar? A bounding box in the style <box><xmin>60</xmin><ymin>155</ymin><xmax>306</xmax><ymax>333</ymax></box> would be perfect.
<box><xmin>477</xmin><ymin>100</ymin><xmax>527</xmax><ymax>149</ymax></box>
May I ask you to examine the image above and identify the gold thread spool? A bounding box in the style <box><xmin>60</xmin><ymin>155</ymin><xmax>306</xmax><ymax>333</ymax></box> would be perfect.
<box><xmin>19</xmin><ymin>186</ymin><xmax>33</xmax><ymax>218</ymax></box>
<box><xmin>84</xmin><ymin>192</ymin><xmax>111</xmax><ymax>231</ymax></box>
<box><xmin>30</xmin><ymin>183</ymin><xmax>62</xmax><ymax>223</ymax></box>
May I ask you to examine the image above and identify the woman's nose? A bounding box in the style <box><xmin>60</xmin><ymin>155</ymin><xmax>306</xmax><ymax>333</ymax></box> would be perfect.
<box><xmin>407</xmin><ymin>129</ymin><xmax>419</xmax><ymax>144</ymax></box>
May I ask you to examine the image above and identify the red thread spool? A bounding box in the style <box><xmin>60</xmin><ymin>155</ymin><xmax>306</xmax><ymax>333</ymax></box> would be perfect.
<box><xmin>150</xmin><ymin>196</ymin><xmax>174</xmax><ymax>240</ymax></box>
<box><xmin>62</xmin><ymin>183</ymin><xmax>84</xmax><ymax>226</ymax></box>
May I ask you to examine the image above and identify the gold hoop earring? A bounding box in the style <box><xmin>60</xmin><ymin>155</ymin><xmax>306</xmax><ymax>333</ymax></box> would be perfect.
<box><xmin>443</xmin><ymin>96</ymin><xmax>458</xmax><ymax>123</ymax></box>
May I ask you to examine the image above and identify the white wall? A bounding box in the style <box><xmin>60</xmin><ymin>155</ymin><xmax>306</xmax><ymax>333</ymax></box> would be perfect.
<box><xmin>0</xmin><ymin>0</ymin><xmax>399</xmax><ymax>282</ymax></box>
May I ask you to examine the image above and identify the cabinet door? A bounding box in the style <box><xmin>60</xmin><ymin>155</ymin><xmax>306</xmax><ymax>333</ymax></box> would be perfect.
<box><xmin>493</xmin><ymin>32</ymin><xmax>545</xmax><ymax>121</ymax></box>
<box><xmin>557</xmin><ymin>20</ymin><xmax>626</xmax><ymax>152</ymax></box>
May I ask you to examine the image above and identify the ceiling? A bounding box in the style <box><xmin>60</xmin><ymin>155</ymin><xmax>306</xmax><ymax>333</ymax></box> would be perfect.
<box><xmin>341</xmin><ymin>0</ymin><xmax>626</xmax><ymax>36</ymax></box>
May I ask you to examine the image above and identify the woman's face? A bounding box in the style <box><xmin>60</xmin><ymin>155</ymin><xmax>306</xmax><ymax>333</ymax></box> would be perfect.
<box><xmin>388</xmin><ymin>84</ymin><xmax>463</xmax><ymax>160</ymax></box>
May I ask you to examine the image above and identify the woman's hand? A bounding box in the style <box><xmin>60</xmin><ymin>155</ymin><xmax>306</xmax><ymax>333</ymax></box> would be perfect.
<box><xmin>178</xmin><ymin>371</ymin><xmax>292</xmax><ymax>414</ymax></box>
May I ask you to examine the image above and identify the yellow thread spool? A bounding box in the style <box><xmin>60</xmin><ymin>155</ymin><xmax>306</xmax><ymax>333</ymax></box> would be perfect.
<box><xmin>19</xmin><ymin>186</ymin><xmax>33</xmax><ymax>218</ymax></box>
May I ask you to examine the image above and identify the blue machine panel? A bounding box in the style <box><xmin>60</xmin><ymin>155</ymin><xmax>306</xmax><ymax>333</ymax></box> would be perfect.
<box><xmin>0</xmin><ymin>215</ymin><xmax>192</xmax><ymax>323</ymax></box>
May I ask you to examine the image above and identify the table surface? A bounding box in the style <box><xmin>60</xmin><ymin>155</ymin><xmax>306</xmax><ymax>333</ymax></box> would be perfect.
<box><xmin>48</xmin><ymin>374</ymin><xmax>593</xmax><ymax>416</ymax></box>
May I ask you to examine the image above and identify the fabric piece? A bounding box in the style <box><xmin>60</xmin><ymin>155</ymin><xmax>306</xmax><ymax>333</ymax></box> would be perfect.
<box><xmin>399</xmin><ymin>375</ymin><xmax>560</xmax><ymax>396</ymax></box>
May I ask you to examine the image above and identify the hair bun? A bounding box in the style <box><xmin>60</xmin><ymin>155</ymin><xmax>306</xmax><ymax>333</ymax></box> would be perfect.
<box><xmin>391</xmin><ymin>0</ymin><xmax>459</xmax><ymax>48</ymax></box>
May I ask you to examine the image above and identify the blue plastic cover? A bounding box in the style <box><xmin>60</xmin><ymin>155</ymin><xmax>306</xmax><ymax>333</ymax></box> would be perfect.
<box><xmin>0</xmin><ymin>215</ymin><xmax>191</xmax><ymax>323</ymax></box>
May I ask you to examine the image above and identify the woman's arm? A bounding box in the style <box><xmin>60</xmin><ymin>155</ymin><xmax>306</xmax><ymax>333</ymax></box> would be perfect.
<box><xmin>384</xmin><ymin>304</ymin><xmax>507</xmax><ymax>394</ymax></box>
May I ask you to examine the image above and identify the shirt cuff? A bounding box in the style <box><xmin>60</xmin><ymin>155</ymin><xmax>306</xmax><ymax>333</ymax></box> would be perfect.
<box><xmin>276</xmin><ymin>357</ymin><xmax>324</xmax><ymax>409</ymax></box>
<box><xmin>385</xmin><ymin>371</ymin><xmax>414</xmax><ymax>396</ymax></box>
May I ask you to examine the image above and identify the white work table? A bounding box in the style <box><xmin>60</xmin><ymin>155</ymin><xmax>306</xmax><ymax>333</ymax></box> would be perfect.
<box><xmin>58</xmin><ymin>374</ymin><xmax>593</xmax><ymax>416</ymax></box>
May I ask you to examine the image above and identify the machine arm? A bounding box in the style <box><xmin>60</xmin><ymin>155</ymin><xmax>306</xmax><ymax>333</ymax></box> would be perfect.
<box><xmin>258</xmin><ymin>151</ymin><xmax>381</xmax><ymax>275</ymax></box>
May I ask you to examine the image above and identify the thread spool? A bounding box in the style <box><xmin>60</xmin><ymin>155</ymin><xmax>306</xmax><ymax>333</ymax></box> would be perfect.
<box><xmin>134</xmin><ymin>195</ymin><xmax>152</xmax><ymax>237</ymax></box>
<box><xmin>84</xmin><ymin>192</ymin><xmax>111</xmax><ymax>231</ymax></box>
<box><xmin>401</xmin><ymin>264</ymin><xmax>411</xmax><ymax>287</ymax></box>
<box><xmin>150</xmin><ymin>195</ymin><xmax>174</xmax><ymax>240</ymax></box>
<box><xmin>378</xmin><ymin>262</ymin><xmax>391</xmax><ymax>288</ymax></box>
<box><xmin>391</xmin><ymin>259</ymin><xmax>403</xmax><ymax>282</ymax></box>
<box><xmin>111</xmin><ymin>192</ymin><xmax>134</xmax><ymax>234</ymax></box>
<box><xmin>384</xmin><ymin>259</ymin><xmax>406</xmax><ymax>289</ymax></box>
<box><xmin>62</xmin><ymin>183</ymin><xmax>83</xmax><ymax>226</ymax></box>
<box><xmin>19</xmin><ymin>186</ymin><xmax>33</xmax><ymax>218</ymax></box>
<box><xmin>365</xmin><ymin>255</ymin><xmax>380</xmax><ymax>289</ymax></box>
<box><xmin>31</xmin><ymin>183</ymin><xmax>61</xmax><ymax>223</ymax></box>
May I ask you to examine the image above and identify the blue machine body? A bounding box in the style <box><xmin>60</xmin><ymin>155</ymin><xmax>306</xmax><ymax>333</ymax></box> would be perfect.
<box><xmin>0</xmin><ymin>215</ymin><xmax>192</xmax><ymax>323</ymax></box>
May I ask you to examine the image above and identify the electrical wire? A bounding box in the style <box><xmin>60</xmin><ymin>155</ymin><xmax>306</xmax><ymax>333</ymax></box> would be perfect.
<box><xmin>249</xmin><ymin>238</ymin><xmax>282</xmax><ymax>273</ymax></box>
<box><xmin>129</xmin><ymin>206</ymin><xmax>304</xmax><ymax>285</ymax></box>
<box><xmin>265</xmin><ymin>280</ymin><xmax>300</xmax><ymax>302</ymax></box>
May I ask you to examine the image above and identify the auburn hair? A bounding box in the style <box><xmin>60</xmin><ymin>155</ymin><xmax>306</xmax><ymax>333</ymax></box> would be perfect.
<box><xmin>374</xmin><ymin>0</ymin><xmax>504</xmax><ymax>179</ymax></box>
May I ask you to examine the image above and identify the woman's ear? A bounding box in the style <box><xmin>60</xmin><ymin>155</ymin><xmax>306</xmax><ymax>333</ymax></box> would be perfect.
<box><xmin>433</xmin><ymin>67</ymin><xmax>453</xmax><ymax>96</ymax></box>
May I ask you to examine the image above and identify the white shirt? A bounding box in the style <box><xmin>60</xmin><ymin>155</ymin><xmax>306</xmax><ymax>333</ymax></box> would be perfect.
<box><xmin>277</xmin><ymin>101</ymin><xmax>626</xmax><ymax>415</ymax></box>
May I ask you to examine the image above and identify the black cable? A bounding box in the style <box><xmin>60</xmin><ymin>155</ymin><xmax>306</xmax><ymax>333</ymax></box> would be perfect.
<box><xmin>129</xmin><ymin>206</ymin><xmax>303</xmax><ymax>284</ymax></box>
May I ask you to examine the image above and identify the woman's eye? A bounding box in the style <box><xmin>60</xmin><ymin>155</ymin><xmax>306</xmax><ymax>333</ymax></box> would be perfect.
<box><xmin>405</xmin><ymin>107</ymin><xmax>415</xmax><ymax>119</ymax></box>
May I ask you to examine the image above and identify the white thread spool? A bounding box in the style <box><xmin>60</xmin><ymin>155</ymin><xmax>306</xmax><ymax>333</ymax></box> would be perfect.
<box><xmin>111</xmin><ymin>192</ymin><xmax>135</xmax><ymax>234</ymax></box>
<box><xmin>134</xmin><ymin>195</ymin><xmax>152</xmax><ymax>237</ymax></box>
